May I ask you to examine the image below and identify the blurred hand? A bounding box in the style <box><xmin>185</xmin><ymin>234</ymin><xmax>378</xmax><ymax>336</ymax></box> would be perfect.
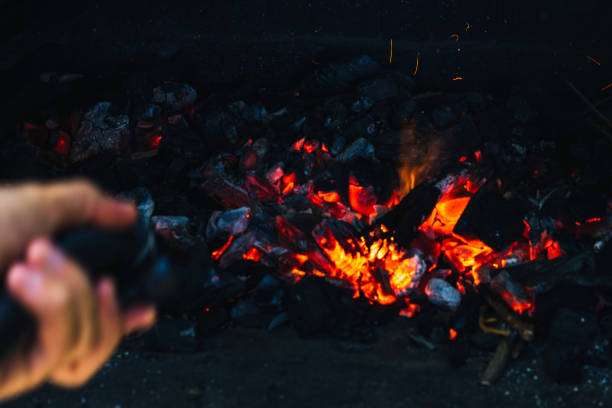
<box><xmin>0</xmin><ymin>181</ymin><xmax>156</xmax><ymax>400</ymax></box>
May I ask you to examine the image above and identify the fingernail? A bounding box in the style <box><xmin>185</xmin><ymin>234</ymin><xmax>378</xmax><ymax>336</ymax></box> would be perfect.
<box><xmin>97</xmin><ymin>278</ymin><xmax>115</xmax><ymax>299</ymax></box>
<box><xmin>44</xmin><ymin>245</ymin><xmax>65</xmax><ymax>273</ymax></box>
<box><xmin>8</xmin><ymin>265</ymin><xmax>41</xmax><ymax>291</ymax></box>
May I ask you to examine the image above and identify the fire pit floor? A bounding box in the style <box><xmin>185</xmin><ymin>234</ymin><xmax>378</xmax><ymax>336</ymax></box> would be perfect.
<box><xmin>5</xmin><ymin>323</ymin><xmax>611</xmax><ymax>408</ymax></box>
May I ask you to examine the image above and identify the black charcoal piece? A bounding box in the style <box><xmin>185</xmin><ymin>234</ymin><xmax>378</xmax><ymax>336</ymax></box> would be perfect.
<box><xmin>152</xmin><ymin>216</ymin><xmax>195</xmax><ymax>250</ymax></box>
<box><xmin>374</xmin><ymin>182</ymin><xmax>440</xmax><ymax>248</ymax></box>
<box><xmin>358</xmin><ymin>76</ymin><xmax>399</xmax><ymax>103</ymax></box>
<box><xmin>454</xmin><ymin>189</ymin><xmax>526</xmax><ymax>252</ymax></box>
<box><xmin>70</xmin><ymin>102</ymin><xmax>130</xmax><ymax>162</ymax></box>
<box><xmin>301</xmin><ymin>55</ymin><xmax>381</xmax><ymax>95</ymax></box>
<box><xmin>391</xmin><ymin>99</ymin><xmax>418</xmax><ymax>129</ymax></box>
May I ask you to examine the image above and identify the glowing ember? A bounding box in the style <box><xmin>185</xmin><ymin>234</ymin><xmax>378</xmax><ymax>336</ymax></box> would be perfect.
<box><xmin>209</xmin><ymin>138</ymin><xmax>566</xmax><ymax>318</ymax></box>
<box><xmin>242</xmin><ymin>247</ymin><xmax>264</xmax><ymax>262</ymax></box>
<box><xmin>211</xmin><ymin>235</ymin><xmax>234</xmax><ymax>261</ymax></box>
<box><xmin>449</xmin><ymin>328</ymin><xmax>458</xmax><ymax>340</ymax></box>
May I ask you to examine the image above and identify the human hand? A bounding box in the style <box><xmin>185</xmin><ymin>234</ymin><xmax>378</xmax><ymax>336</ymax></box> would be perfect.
<box><xmin>0</xmin><ymin>181</ymin><xmax>156</xmax><ymax>400</ymax></box>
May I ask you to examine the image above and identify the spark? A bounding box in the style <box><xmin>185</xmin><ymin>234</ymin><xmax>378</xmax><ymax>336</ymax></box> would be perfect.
<box><xmin>452</xmin><ymin>76</ymin><xmax>463</xmax><ymax>81</ymax></box>
<box><xmin>413</xmin><ymin>56</ymin><xmax>419</xmax><ymax>76</ymax></box>
<box><xmin>602</xmin><ymin>83</ymin><xmax>612</xmax><ymax>92</ymax></box>
<box><xmin>586</xmin><ymin>56</ymin><xmax>601</xmax><ymax>66</ymax></box>
<box><xmin>450</xmin><ymin>33</ymin><xmax>460</xmax><ymax>41</ymax></box>
<box><xmin>389</xmin><ymin>38</ymin><xmax>393</xmax><ymax>64</ymax></box>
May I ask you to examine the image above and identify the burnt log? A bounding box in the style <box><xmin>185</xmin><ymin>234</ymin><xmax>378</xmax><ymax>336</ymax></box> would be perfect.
<box><xmin>373</xmin><ymin>182</ymin><xmax>440</xmax><ymax>248</ymax></box>
<box><xmin>453</xmin><ymin>188</ymin><xmax>526</xmax><ymax>252</ymax></box>
<box><xmin>505</xmin><ymin>251</ymin><xmax>605</xmax><ymax>294</ymax></box>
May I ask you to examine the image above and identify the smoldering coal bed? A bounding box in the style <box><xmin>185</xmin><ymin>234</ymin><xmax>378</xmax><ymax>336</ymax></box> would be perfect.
<box><xmin>2</xmin><ymin>50</ymin><xmax>612</xmax><ymax>407</ymax></box>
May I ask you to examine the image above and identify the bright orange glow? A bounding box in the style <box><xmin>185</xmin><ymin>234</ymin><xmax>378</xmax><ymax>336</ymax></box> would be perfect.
<box><xmin>151</xmin><ymin>135</ymin><xmax>162</xmax><ymax>148</ymax></box>
<box><xmin>389</xmin><ymin>38</ymin><xmax>393</xmax><ymax>64</ymax></box>
<box><xmin>452</xmin><ymin>76</ymin><xmax>463</xmax><ymax>81</ymax></box>
<box><xmin>586</xmin><ymin>217</ymin><xmax>602</xmax><ymax>223</ymax></box>
<box><xmin>303</xmin><ymin>140</ymin><xmax>319</xmax><ymax>153</ymax></box>
<box><xmin>242</xmin><ymin>247</ymin><xmax>263</xmax><ymax>262</ymax></box>
<box><xmin>317</xmin><ymin>190</ymin><xmax>341</xmax><ymax>203</ymax></box>
<box><xmin>217</xmin><ymin>140</ymin><xmax>566</xmax><ymax>318</ymax></box>
<box><xmin>282</xmin><ymin>173</ymin><xmax>297</xmax><ymax>195</ymax></box>
<box><xmin>413</xmin><ymin>56</ymin><xmax>419</xmax><ymax>76</ymax></box>
<box><xmin>321</xmin><ymin>143</ymin><xmax>329</xmax><ymax>153</ymax></box>
<box><xmin>211</xmin><ymin>235</ymin><xmax>234</xmax><ymax>261</ymax></box>
<box><xmin>293</xmin><ymin>137</ymin><xmax>305</xmax><ymax>151</ymax></box>
<box><xmin>348</xmin><ymin>176</ymin><xmax>377</xmax><ymax>216</ymax></box>
<box><xmin>422</xmin><ymin>196</ymin><xmax>472</xmax><ymax>235</ymax></box>
<box><xmin>399</xmin><ymin>303</ymin><xmax>421</xmax><ymax>318</ymax></box>
<box><xmin>474</xmin><ymin>151</ymin><xmax>482</xmax><ymax>161</ymax></box>
<box><xmin>449</xmin><ymin>328</ymin><xmax>458</xmax><ymax>340</ymax></box>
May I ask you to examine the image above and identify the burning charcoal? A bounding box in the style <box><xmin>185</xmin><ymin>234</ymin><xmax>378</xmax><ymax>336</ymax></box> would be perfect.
<box><xmin>358</xmin><ymin>76</ymin><xmax>399</xmax><ymax>103</ymax></box>
<box><xmin>70</xmin><ymin>102</ymin><xmax>130</xmax><ymax>162</ymax></box>
<box><xmin>152</xmin><ymin>216</ymin><xmax>195</xmax><ymax>250</ymax></box>
<box><xmin>206</xmin><ymin>207</ymin><xmax>251</xmax><ymax>241</ymax></box>
<box><xmin>391</xmin><ymin>99</ymin><xmax>418</xmax><ymax>129</ymax></box>
<box><xmin>453</xmin><ymin>189</ymin><xmax>526</xmax><ymax>252</ymax></box>
<box><xmin>152</xmin><ymin>82</ymin><xmax>197</xmax><ymax>113</ymax></box>
<box><xmin>490</xmin><ymin>270</ymin><xmax>533</xmax><ymax>314</ymax></box>
<box><xmin>336</xmin><ymin>137</ymin><xmax>376</xmax><ymax>162</ymax></box>
<box><xmin>217</xmin><ymin>232</ymin><xmax>258</xmax><ymax>269</ymax></box>
<box><xmin>425</xmin><ymin>278</ymin><xmax>461</xmax><ymax>310</ymax></box>
<box><xmin>431</xmin><ymin>107</ymin><xmax>458</xmax><ymax>129</ymax></box>
<box><xmin>375</xmin><ymin>183</ymin><xmax>440</xmax><ymax>248</ymax></box>
<box><xmin>542</xmin><ymin>308</ymin><xmax>599</xmax><ymax>383</ymax></box>
<box><xmin>117</xmin><ymin>187</ymin><xmax>154</xmax><ymax>222</ymax></box>
<box><xmin>301</xmin><ymin>55</ymin><xmax>381</xmax><ymax>96</ymax></box>
<box><xmin>202</xmin><ymin>179</ymin><xmax>251</xmax><ymax>208</ymax></box>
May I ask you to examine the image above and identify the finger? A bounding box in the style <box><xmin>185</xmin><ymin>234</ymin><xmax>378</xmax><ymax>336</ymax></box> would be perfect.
<box><xmin>0</xmin><ymin>181</ymin><xmax>137</xmax><ymax>268</ymax></box>
<box><xmin>122</xmin><ymin>306</ymin><xmax>156</xmax><ymax>334</ymax></box>
<box><xmin>26</xmin><ymin>240</ymin><xmax>98</xmax><ymax>369</ymax></box>
<box><xmin>3</xmin><ymin>265</ymin><xmax>75</xmax><ymax>388</ymax></box>
<box><xmin>39</xmin><ymin>180</ymin><xmax>137</xmax><ymax>231</ymax></box>
<box><xmin>50</xmin><ymin>278</ymin><xmax>122</xmax><ymax>388</ymax></box>
<box><xmin>0</xmin><ymin>342</ymin><xmax>48</xmax><ymax>400</ymax></box>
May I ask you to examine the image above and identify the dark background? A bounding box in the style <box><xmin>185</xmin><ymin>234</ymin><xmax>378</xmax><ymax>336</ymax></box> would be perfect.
<box><xmin>1</xmin><ymin>0</ymin><xmax>612</xmax><ymax>89</ymax></box>
<box><xmin>0</xmin><ymin>1</ymin><xmax>611</xmax><ymax>407</ymax></box>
